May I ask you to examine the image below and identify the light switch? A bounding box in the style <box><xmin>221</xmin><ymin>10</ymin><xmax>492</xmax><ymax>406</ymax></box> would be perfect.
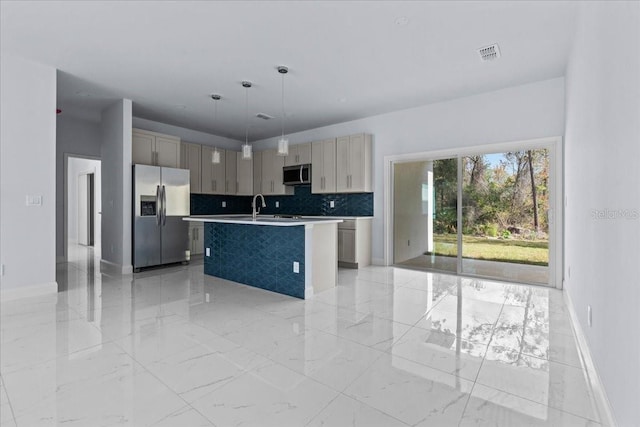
<box><xmin>222</xmin><ymin>201</ymin><xmax>226</xmax><ymax>208</ymax></box>
<box><xmin>330</xmin><ymin>200</ymin><xmax>335</xmax><ymax>208</ymax></box>
<box><xmin>275</xmin><ymin>201</ymin><xmax>280</xmax><ymax>208</ymax></box>
<box><xmin>293</xmin><ymin>261</ymin><xmax>299</xmax><ymax>273</ymax></box>
<box><xmin>26</xmin><ymin>195</ymin><xmax>42</xmax><ymax>206</ymax></box>
<box><xmin>206</xmin><ymin>247</ymin><xmax>211</xmax><ymax>257</ymax></box>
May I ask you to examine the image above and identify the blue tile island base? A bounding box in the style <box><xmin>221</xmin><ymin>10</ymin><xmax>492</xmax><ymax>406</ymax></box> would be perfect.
<box><xmin>202</xmin><ymin>221</ymin><xmax>338</xmax><ymax>299</ymax></box>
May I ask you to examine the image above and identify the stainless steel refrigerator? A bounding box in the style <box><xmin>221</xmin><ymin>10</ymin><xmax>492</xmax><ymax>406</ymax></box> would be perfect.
<box><xmin>133</xmin><ymin>165</ymin><xmax>190</xmax><ymax>271</ymax></box>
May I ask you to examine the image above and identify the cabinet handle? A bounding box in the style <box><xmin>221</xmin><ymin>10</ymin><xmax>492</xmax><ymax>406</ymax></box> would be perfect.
<box><xmin>212</xmin><ymin>180</ymin><xmax>215</xmax><ymax>192</ymax></box>
<box><xmin>236</xmin><ymin>181</ymin><xmax>239</xmax><ymax>193</ymax></box>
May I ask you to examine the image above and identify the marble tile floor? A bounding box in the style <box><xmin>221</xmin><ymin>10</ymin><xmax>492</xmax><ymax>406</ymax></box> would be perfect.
<box><xmin>0</xmin><ymin>248</ymin><xmax>607</xmax><ymax>426</ymax></box>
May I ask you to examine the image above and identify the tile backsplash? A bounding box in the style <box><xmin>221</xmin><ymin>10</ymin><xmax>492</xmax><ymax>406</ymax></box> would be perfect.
<box><xmin>191</xmin><ymin>185</ymin><xmax>373</xmax><ymax>216</ymax></box>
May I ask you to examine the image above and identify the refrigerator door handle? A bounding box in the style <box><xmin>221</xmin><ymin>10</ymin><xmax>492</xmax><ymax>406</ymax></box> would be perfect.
<box><xmin>155</xmin><ymin>185</ymin><xmax>161</xmax><ymax>225</ymax></box>
<box><xmin>161</xmin><ymin>185</ymin><xmax>167</xmax><ymax>226</ymax></box>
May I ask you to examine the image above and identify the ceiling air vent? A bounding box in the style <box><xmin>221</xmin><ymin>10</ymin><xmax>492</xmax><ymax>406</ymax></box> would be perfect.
<box><xmin>478</xmin><ymin>44</ymin><xmax>501</xmax><ymax>62</ymax></box>
<box><xmin>256</xmin><ymin>113</ymin><xmax>274</xmax><ymax>120</ymax></box>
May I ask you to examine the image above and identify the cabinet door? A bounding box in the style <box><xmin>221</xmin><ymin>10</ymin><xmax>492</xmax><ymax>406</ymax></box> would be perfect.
<box><xmin>253</xmin><ymin>151</ymin><xmax>262</xmax><ymax>194</ymax></box>
<box><xmin>348</xmin><ymin>134</ymin><xmax>365</xmax><ymax>191</ymax></box>
<box><xmin>261</xmin><ymin>149</ymin><xmax>275</xmax><ymax>194</ymax></box>
<box><xmin>336</xmin><ymin>136</ymin><xmax>350</xmax><ymax>192</ymax></box>
<box><xmin>225</xmin><ymin>150</ymin><xmax>237</xmax><ymax>195</ymax></box>
<box><xmin>311</xmin><ymin>141</ymin><xmax>324</xmax><ymax>194</ymax></box>
<box><xmin>271</xmin><ymin>151</ymin><xmax>286</xmax><ymax>194</ymax></box>
<box><xmin>322</xmin><ymin>139</ymin><xmax>337</xmax><ymax>193</ymax></box>
<box><xmin>201</xmin><ymin>146</ymin><xmax>225</xmax><ymax>194</ymax></box>
<box><xmin>284</xmin><ymin>146</ymin><xmax>298</xmax><ymax>167</ymax></box>
<box><xmin>297</xmin><ymin>143</ymin><xmax>311</xmax><ymax>165</ymax></box>
<box><xmin>155</xmin><ymin>136</ymin><xmax>181</xmax><ymax>168</ymax></box>
<box><xmin>236</xmin><ymin>152</ymin><xmax>253</xmax><ymax>195</ymax></box>
<box><xmin>211</xmin><ymin>150</ymin><xmax>226</xmax><ymax>194</ymax></box>
<box><xmin>182</xmin><ymin>142</ymin><xmax>201</xmax><ymax>193</ymax></box>
<box><xmin>311</xmin><ymin>139</ymin><xmax>336</xmax><ymax>194</ymax></box>
<box><xmin>132</xmin><ymin>132</ymin><xmax>155</xmax><ymax>165</ymax></box>
<box><xmin>338</xmin><ymin>229</ymin><xmax>356</xmax><ymax>263</ymax></box>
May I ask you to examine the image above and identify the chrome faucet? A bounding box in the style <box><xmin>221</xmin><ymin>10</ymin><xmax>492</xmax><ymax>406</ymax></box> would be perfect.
<box><xmin>252</xmin><ymin>193</ymin><xmax>266</xmax><ymax>220</ymax></box>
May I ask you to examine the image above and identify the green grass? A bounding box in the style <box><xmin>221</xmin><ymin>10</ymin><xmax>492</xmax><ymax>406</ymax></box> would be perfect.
<box><xmin>427</xmin><ymin>233</ymin><xmax>549</xmax><ymax>266</ymax></box>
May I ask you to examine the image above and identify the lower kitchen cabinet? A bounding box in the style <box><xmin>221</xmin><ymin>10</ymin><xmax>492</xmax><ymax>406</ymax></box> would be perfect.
<box><xmin>337</xmin><ymin>218</ymin><xmax>372</xmax><ymax>268</ymax></box>
<box><xmin>189</xmin><ymin>222</ymin><xmax>205</xmax><ymax>255</ymax></box>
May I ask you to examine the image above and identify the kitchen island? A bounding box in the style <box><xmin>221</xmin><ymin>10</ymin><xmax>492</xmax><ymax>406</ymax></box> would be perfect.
<box><xmin>184</xmin><ymin>215</ymin><xmax>343</xmax><ymax>299</ymax></box>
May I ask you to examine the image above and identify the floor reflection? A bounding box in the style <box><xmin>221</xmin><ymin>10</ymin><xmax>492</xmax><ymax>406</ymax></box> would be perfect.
<box><xmin>1</xmin><ymin>253</ymin><xmax>603</xmax><ymax>426</ymax></box>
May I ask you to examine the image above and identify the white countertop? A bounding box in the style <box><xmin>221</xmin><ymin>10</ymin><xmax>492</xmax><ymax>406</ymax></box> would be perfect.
<box><xmin>184</xmin><ymin>215</ymin><xmax>343</xmax><ymax>227</ymax></box>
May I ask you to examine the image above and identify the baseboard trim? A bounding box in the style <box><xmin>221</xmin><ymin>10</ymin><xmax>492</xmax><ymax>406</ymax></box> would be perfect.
<box><xmin>372</xmin><ymin>257</ymin><xmax>386</xmax><ymax>266</ymax></box>
<box><xmin>564</xmin><ymin>288</ymin><xmax>617</xmax><ymax>427</ymax></box>
<box><xmin>100</xmin><ymin>259</ymin><xmax>133</xmax><ymax>276</ymax></box>
<box><xmin>0</xmin><ymin>281</ymin><xmax>58</xmax><ymax>301</ymax></box>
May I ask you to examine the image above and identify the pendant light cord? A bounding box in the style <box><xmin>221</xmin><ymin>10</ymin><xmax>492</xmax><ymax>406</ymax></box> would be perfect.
<box><xmin>245</xmin><ymin>86</ymin><xmax>249</xmax><ymax>144</ymax></box>
<box><xmin>281</xmin><ymin>72</ymin><xmax>285</xmax><ymax>139</ymax></box>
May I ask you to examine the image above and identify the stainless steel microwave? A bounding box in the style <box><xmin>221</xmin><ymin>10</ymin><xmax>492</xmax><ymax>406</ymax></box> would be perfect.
<box><xmin>283</xmin><ymin>164</ymin><xmax>311</xmax><ymax>185</ymax></box>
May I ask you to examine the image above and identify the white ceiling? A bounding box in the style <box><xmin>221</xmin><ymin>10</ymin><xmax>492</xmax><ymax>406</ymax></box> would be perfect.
<box><xmin>1</xmin><ymin>1</ymin><xmax>579</xmax><ymax>141</ymax></box>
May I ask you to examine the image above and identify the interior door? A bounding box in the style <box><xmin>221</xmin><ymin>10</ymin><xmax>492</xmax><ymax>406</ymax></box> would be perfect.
<box><xmin>77</xmin><ymin>173</ymin><xmax>94</xmax><ymax>246</ymax></box>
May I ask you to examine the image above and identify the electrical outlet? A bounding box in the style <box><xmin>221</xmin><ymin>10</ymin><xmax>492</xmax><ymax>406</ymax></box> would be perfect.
<box><xmin>330</xmin><ymin>200</ymin><xmax>335</xmax><ymax>208</ymax></box>
<box><xmin>206</xmin><ymin>247</ymin><xmax>211</xmax><ymax>257</ymax></box>
<box><xmin>222</xmin><ymin>201</ymin><xmax>226</xmax><ymax>208</ymax></box>
<box><xmin>205</xmin><ymin>293</ymin><xmax>210</xmax><ymax>303</ymax></box>
<box><xmin>275</xmin><ymin>201</ymin><xmax>279</xmax><ymax>208</ymax></box>
<box><xmin>293</xmin><ymin>261</ymin><xmax>299</xmax><ymax>273</ymax></box>
<box><xmin>587</xmin><ymin>305</ymin><xmax>592</xmax><ymax>327</ymax></box>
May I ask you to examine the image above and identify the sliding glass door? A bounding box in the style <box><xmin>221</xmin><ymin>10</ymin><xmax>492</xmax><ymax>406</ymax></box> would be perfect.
<box><xmin>393</xmin><ymin>158</ymin><xmax>458</xmax><ymax>273</ymax></box>
<box><xmin>460</xmin><ymin>150</ymin><xmax>549</xmax><ymax>284</ymax></box>
<box><xmin>393</xmin><ymin>143</ymin><xmax>556</xmax><ymax>287</ymax></box>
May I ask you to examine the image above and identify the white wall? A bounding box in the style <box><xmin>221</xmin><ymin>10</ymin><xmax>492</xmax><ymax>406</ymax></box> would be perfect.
<box><xmin>0</xmin><ymin>55</ymin><xmax>57</xmax><ymax>294</ymax></box>
<box><xmin>100</xmin><ymin>100</ymin><xmax>133</xmax><ymax>273</ymax></box>
<box><xmin>393</xmin><ymin>161</ymin><xmax>431</xmax><ymax>263</ymax></box>
<box><xmin>564</xmin><ymin>2</ymin><xmax>640</xmax><ymax>426</ymax></box>
<box><xmin>56</xmin><ymin>115</ymin><xmax>102</xmax><ymax>259</ymax></box>
<box><xmin>254</xmin><ymin>77</ymin><xmax>565</xmax><ymax>261</ymax></box>
<box><xmin>67</xmin><ymin>157</ymin><xmax>101</xmax><ymax>247</ymax></box>
<box><xmin>132</xmin><ymin>117</ymin><xmax>241</xmax><ymax>149</ymax></box>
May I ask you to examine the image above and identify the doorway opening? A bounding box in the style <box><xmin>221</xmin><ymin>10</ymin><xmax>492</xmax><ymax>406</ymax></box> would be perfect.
<box><xmin>388</xmin><ymin>137</ymin><xmax>562</xmax><ymax>288</ymax></box>
<box><xmin>66</xmin><ymin>156</ymin><xmax>101</xmax><ymax>264</ymax></box>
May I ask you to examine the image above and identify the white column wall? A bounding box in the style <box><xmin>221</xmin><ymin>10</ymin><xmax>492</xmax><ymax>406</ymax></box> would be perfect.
<box><xmin>564</xmin><ymin>2</ymin><xmax>640</xmax><ymax>426</ymax></box>
<box><xmin>100</xmin><ymin>99</ymin><xmax>133</xmax><ymax>273</ymax></box>
<box><xmin>0</xmin><ymin>55</ymin><xmax>57</xmax><ymax>295</ymax></box>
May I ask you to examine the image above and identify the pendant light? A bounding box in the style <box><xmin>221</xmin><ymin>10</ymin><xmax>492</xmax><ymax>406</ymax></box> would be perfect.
<box><xmin>277</xmin><ymin>66</ymin><xmax>289</xmax><ymax>156</ymax></box>
<box><xmin>210</xmin><ymin>94</ymin><xmax>221</xmax><ymax>164</ymax></box>
<box><xmin>241</xmin><ymin>81</ymin><xmax>253</xmax><ymax>160</ymax></box>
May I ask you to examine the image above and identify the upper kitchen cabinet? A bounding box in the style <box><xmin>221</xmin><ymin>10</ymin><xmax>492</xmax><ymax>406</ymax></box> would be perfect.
<box><xmin>236</xmin><ymin>152</ymin><xmax>253</xmax><ymax>196</ymax></box>
<box><xmin>132</xmin><ymin>129</ymin><xmax>180</xmax><ymax>168</ymax></box>
<box><xmin>261</xmin><ymin>149</ymin><xmax>293</xmax><ymax>195</ymax></box>
<box><xmin>336</xmin><ymin>133</ymin><xmax>372</xmax><ymax>193</ymax></box>
<box><xmin>284</xmin><ymin>142</ymin><xmax>311</xmax><ymax>166</ymax></box>
<box><xmin>225</xmin><ymin>150</ymin><xmax>237</xmax><ymax>195</ymax></box>
<box><xmin>311</xmin><ymin>138</ymin><xmax>336</xmax><ymax>194</ymax></box>
<box><xmin>253</xmin><ymin>151</ymin><xmax>262</xmax><ymax>194</ymax></box>
<box><xmin>200</xmin><ymin>146</ymin><xmax>226</xmax><ymax>194</ymax></box>
<box><xmin>180</xmin><ymin>141</ymin><xmax>201</xmax><ymax>193</ymax></box>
